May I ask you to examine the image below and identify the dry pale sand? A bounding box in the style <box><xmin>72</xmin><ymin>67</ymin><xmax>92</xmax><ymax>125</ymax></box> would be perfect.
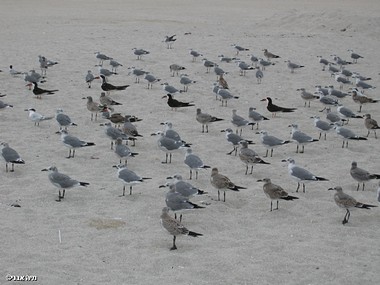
<box><xmin>0</xmin><ymin>0</ymin><xmax>380</xmax><ymax>284</ymax></box>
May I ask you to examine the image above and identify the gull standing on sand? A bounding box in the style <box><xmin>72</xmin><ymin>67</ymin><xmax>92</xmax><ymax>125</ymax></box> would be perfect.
<box><xmin>184</xmin><ymin>148</ymin><xmax>210</xmax><ymax>180</ymax></box>
<box><xmin>255</xmin><ymin>67</ymin><xmax>264</xmax><ymax>84</ymax></box>
<box><xmin>231</xmin><ymin>109</ymin><xmax>255</xmax><ymax>135</ymax></box>
<box><xmin>216</xmin><ymin>87</ymin><xmax>239</xmax><ymax>107</ymax></box>
<box><xmin>179</xmin><ymin>74</ymin><xmax>196</xmax><ymax>92</ymax></box>
<box><xmin>354</xmin><ymin>76</ymin><xmax>376</xmax><ymax>92</ymax></box>
<box><xmin>144</xmin><ymin>73</ymin><xmax>161</xmax><ymax>89</ymax></box>
<box><xmin>132</xmin><ymin>48</ymin><xmax>150</xmax><ymax>60</ymax></box>
<box><xmin>364</xmin><ymin>113</ymin><xmax>380</xmax><ymax>138</ymax></box>
<box><xmin>85</xmin><ymin>70</ymin><xmax>95</xmax><ymax>88</ymax></box>
<box><xmin>9</xmin><ymin>65</ymin><xmax>23</xmax><ymax>76</ymax></box>
<box><xmin>257</xmin><ymin>130</ymin><xmax>290</xmax><ymax>157</ymax></box>
<box><xmin>210</xmin><ymin>167</ymin><xmax>246</xmax><ymax>202</ymax></box>
<box><xmin>151</xmin><ymin>131</ymin><xmax>190</xmax><ymax>164</ymax></box>
<box><xmin>237</xmin><ymin>61</ymin><xmax>254</xmax><ymax>76</ymax></box>
<box><xmin>102</xmin><ymin>122</ymin><xmax>130</xmax><ymax>149</ymax></box>
<box><xmin>347</xmin><ymin>50</ymin><xmax>363</xmax><ymax>63</ymax></box>
<box><xmin>282</xmin><ymin>158</ymin><xmax>328</xmax><ymax>193</ymax></box>
<box><xmin>114</xmin><ymin>164</ymin><xmax>151</xmax><ymax>196</ymax></box>
<box><xmin>316</xmin><ymin>56</ymin><xmax>331</xmax><ymax>71</ymax></box>
<box><xmin>317</xmin><ymin>93</ymin><xmax>339</xmax><ymax>112</ymax></box>
<box><xmin>169</xmin><ymin>64</ymin><xmax>186</xmax><ymax>76</ymax></box>
<box><xmin>196</xmin><ymin>108</ymin><xmax>223</xmax><ymax>133</ymax></box>
<box><xmin>59</xmin><ymin>130</ymin><xmax>95</xmax><ymax>158</ymax></box>
<box><xmin>297</xmin><ymin>88</ymin><xmax>319</xmax><ymax>107</ymax></box>
<box><xmin>239</xmin><ymin>140</ymin><xmax>269</xmax><ymax>175</ymax></box>
<box><xmin>333</xmin><ymin>124</ymin><xmax>367</xmax><ymax>148</ymax></box>
<box><xmin>202</xmin><ymin>59</ymin><xmax>216</xmax><ymax>73</ymax></box>
<box><xmin>232</xmin><ymin>44</ymin><xmax>249</xmax><ymax>55</ymax></box>
<box><xmin>41</xmin><ymin>166</ymin><xmax>89</xmax><ymax>202</ymax></box>
<box><xmin>86</xmin><ymin>96</ymin><xmax>100</xmax><ymax>121</ymax></box>
<box><xmin>55</xmin><ymin>108</ymin><xmax>77</xmax><ymax>131</ymax></box>
<box><xmin>122</xmin><ymin>115</ymin><xmax>143</xmax><ymax>146</ymax></box>
<box><xmin>337</xmin><ymin>105</ymin><xmax>363</xmax><ymax>123</ymax></box>
<box><xmin>328</xmin><ymin>186</ymin><xmax>377</xmax><ymax>225</ymax></box>
<box><xmin>163</xmin><ymin>174</ymin><xmax>207</xmax><ymax>197</ymax></box>
<box><xmin>164</xmin><ymin>35</ymin><xmax>176</xmax><ymax>49</ymax></box>
<box><xmin>334</xmin><ymin>73</ymin><xmax>352</xmax><ymax>90</ymax></box>
<box><xmin>311</xmin><ymin>116</ymin><xmax>333</xmax><ymax>140</ymax></box>
<box><xmin>263</xmin><ymin>49</ymin><xmax>280</xmax><ymax>61</ymax></box>
<box><xmin>99</xmin><ymin>92</ymin><xmax>122</xmax><ymax>106</ymax></box>
<box><xmin>351</xmin><ymin>89</ymin><xmax>378</xmax><ymax>112</ymax></box>
<box><xmin>114</xmin><ymin>137</ymin><xmax>138</xmax><ymax>165</ymax></box>
<box><xmin>128</xmin><ymin>67</ymin><xmax>148</xmax><ymax>83</ymax></box>
<box><xmin>109</xmin><ymin>60</ymin><xmax>123</xmax><ymax>73</ymax></box>
<box><xmin>160</xmin><ymin>207</ymin><xmax>203</xmax><ymax>251</ymax></box>
<box><xmin>161</xmin><ymin>82</ymin><xmax>183</xmax><ymax>95</ymax></box>
<box><xmin>160</xmin><ymin>121</ymin><xmax>187</xmax><ymax>144</ymax></box>
<box><xmin>164</xmin><ymin>184</ymin><xmax>204</xmax><ymax>221</ymax></box>
<box><xmin>257</xmin><ymin>178</ymin><xmax>298</xmax><ymax>211</ymax></box>
<box><xmin>221</xmin><ymin>128</ymin><xmax>254</xmax><ymax>156</ymax></box>
<box><xmin>248</xmin><ymin>107</ymin><xmax>269</xmax><ymax>130</ymax></box>
<box><xmin>0</xmin><ymin>142</ymin><xmax>25</xmax><ymax>172</ymax></box>
<box><xmin>189</xmin><ymin>49</ymin><xmax>202</xmax><ymax>61</ymax></box>
<box><xmin>285</xmin><ymin>60</ymin><xmax>304</xmax><ymax>73</ymax></box>
<box><xmin>289</xmin><ymin>123</ymin><xmax>319</xmax><ymax>153</ymax></box>
<box><xmin>95</xmin><ymin>52</ymin><xmax>113</xmax><ymax>66</ymax></box>
<box><xmin>25</xmin><ymin>108</ymin><xmax>53</xmax><ymax>126</ymax></box>
<box><xmin>350</xmin><ymin>161</ymin><xmax>380</xmax><ymax>191</ymax></box>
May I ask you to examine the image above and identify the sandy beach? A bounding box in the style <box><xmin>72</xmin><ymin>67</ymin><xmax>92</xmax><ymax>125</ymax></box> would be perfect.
<box><xmin>0</xmin><ymin>0</ymin><xmax>379</xmax><ymax>284</ymax></box>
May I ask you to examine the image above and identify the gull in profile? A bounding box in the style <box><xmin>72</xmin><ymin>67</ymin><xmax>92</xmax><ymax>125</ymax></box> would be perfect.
<box><xmin>333</xmin><ymin>123</ymin><xmax>367</xmax><ymax>148</ymax></box>
<box><xmin>25</xmin><ymin>108</ymin><xmax>53</xmax><ymax>126</ymax></box>
<box><xmin>231</xmin><ymin>44</ymin><xmax>249</xmax><ymax>55</ymax></box>
<box><xmin>95</xmin><ymin>52</ymin><xmax>113</xmax><ymax>66</ymax></box>
<box><xmin>41</xmin><ymin>166</ymin><xmax>89</xmax><ymax>202</ymax></box>
<box><xmin>347</xmin><ymin>49</ymin><xmax>363</xmax><ymax>63</ymax></box>
<box><xmin>0</xmin><ymin>142</ymin><xmax>25</xmax><ymax>172</ymax></box>
<box><xmin>239</xmin><ymin>140</ymin><xmax>269</xmax><ymax>175</ymax></box>
<box><xmin>310</xmin><ymin>116</ymin><xmax>333</xmax><ymax>140</ymax></box>
<box><xmin>132</xmin><ymin>48</ymin><xmax>150</xmax><ymax>60</ymax></box>
<box><xmin>184</xmin><ymin>148</ymin><xmax>210</xmax><ymax>179</ymax></box>
<box><xmin>169</xmin><ymin>64</ymin><xmax>186</xmax><ymax>76</ymax></box>
<box><xmin>59</xmin><ymin>130</ymin><xmax>95</xmax><ymax>158</ymax></box>
<box><xmin>160</xmin><ymin>207</ymin><xmax>203</xmax><ymax>251</ymax></box>
<box><xmin>289</xmin><ymin>123</ymin><xmax>318</xmax><ymax>153</ymax></box>
<box><xmin>210</xmin><ymin>167</ymin><xmax>246</xmax><ymax>202</ymax></box>
<box><xmin>350</xmin><ymin>88</ymin><xmax>378</xmax><ymax>112</ymax></box>
<box><xmin>350</xmin><ymin>161</ymin><xmax>380</xmax><ymax>191</ymax></box>
<box><xmin>189</xmin><ymin>49</ymin><xmax>203</xmax><ymax>61</ymax></box>
<box><xmin>257</xmin><ymin>178</ymin><xmax>298</xmax><ymax>211</ymax></box>
<box><xmin>257</xmin><ymin>130</ymin><xmax>290</xmax><ymax>157</ymax></box>
<box><xmin>248</xmin><ymin>107</ymin><xmax>269</xmax><ymax>130</ymax></box>
<box><xmin>196</xmin><ymin>108</ymin><xmax>223</xmax><ymax>133</ymax></box>
<box><xmin>328</xmin><ymin>186</ymin><xmax>377</xmax><ymax>225</ymax></box>
<box><xmin>231</xmin><ymin>109</ymin><xmax>255</xmax><ymax>135</ymax></box>
<box><xmin>221</xmin><ymin>128</ymin><xmax>254</xmax><ymax>156</ymax></box>
<box><xmin>285</xmin><ymin>60</ymin><xmax>304</xmax><ymax>73</ymax></box>
<box><xmin>282</xmin><ymin>157</ymin><xmax>328</xmax><ymax>193</ymax></box>
<box><xmin>85</xmin><ymin>70</ymin><xmax>95</xmax><ymax>88</ymax></box>
<box><xmin>114</xmin><ymin>137</ymin><xmax>138</xmax><ymax>165</ymax></box>
<box><xmin>113</xmin><ymin>164</ymin><xmax>151</xmax><ymax>196</ymax></box>
<box><xmin>55</xmin><ymin>108</ymin><xmax>77</xmax><ymax>132</ymax></box>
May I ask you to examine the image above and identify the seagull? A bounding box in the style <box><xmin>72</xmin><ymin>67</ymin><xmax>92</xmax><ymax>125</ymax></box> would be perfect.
<box><xmin>354</xmin><ymin>77</ymin><xmax>376</xmax><ymax>92</ymax></box>
<box><xmin>216</xmin><ymin>87</ymin><xmax>239</xmax><ymax>107</ymax></box>
<box><xmin>218</xmin><ymin>54</ymin><xmax>237</xmax><ymax>63</ymax></box>
<box><xmin>263</xmin><ymin>49</ymin><xmax>280</xmax><ymax>60</ymax></box>
<box><xmin>164</xmin><ymin>34</ymin><xmax>176</xmax><ymax>49</ymax></box>
<box><xmin>347</xmin><ymin>49</ymin><xmax>363</xmax><ymax>63</ymax></box>
<box><xmin>86</xmin><ymin>96</ymin><xmax>100</xmax><ymax>121</ymax></box>
<box><xmin>179</xmin><ymin>74</ymin><xmax>196</xmax><ymax>92</ymax></box>
<box><xmin>331</xmin><ymin>55</ymin><xmax>352</xmax><ymax>67</ymax></box>
<box><xmin>257</xmin><ymin>178</ymin><xmax>298</xmax><ymax>211</ymax></box>
<box><xmin>316</xmin><ymin>56</ymin><xmax>332</xmax><ymax>71</ymax></box>
<box><xmin>325</xmin><ymin>107</ymin><xmax>346</xmax><ymax>125</ymax></box>
<box><xmin>237</xmin><ymin>61</ymin><xmax>254</xmax><ymax>76</ymax></box>
<box><xmin>217</xmin><ymin>73</ymin><xmax>229</xmax><ymax>89</ymax></box>
<box><xmin>247</xmin><ymin>54</ymin><xmax>259</xmax><ymax>67</ymax></box>
<box><xmin>285</xmin><ymin>60</ymin><xmax>304</xmax><ymax>73</ymax></box>
<box><xmin>334</xmin><ymin>73</ymin><xmax>352</xmax><ymax>90</ymax></box>
<box><xmin>327</xmin><ymin>86</ymin><xmax>349</xmax><ymax>99</ymax></box>
<box><xmin>161</xmin><ymin>82</ymin><xmax>183</xmax><ymax>95</ymax></box>
<box><xmin>350</xmin><ymin>161</ymin><xmax>380</xmax><ymax>191</ymax></box>
<box><xmin>257</xmin><ymin>130</ymin><xmax>290</xmax><ymax>157</ymax></box>
<box><xmin>0</xmin><ymin>142</ymin><xmax>25</xmax><ymax>172</ymax></box>
<box><xmin>310</xmin><ymin>116</ymin><xmax>333</xmax><ymax>140</ymax></box>
<box><xmin>239</xmin><ymin>140</ymin><xmax>269</xmax><ymax>175</ymax></box>
<box><xmin>85</xmin><ymin>70</ymin><xmax>95</xmax><ymax>88</ymax></box>
<box><xmin>160</xmin><ymin>207</ymin><xmax>203</xmax><ymax>251</ymax></box>
<box><xmin>333</xmin><ymin>124</ymin><xmax>368</xmax><ymax>148</ymax></box>
<box><xmin>261</xmin><ymin>97</ymin><xmax>296</xmax><ymax>117</ymax></box>
<box><xmin>26</xmin><ymin>82</ymin><xmax>58</xmax><ymax>99</ymax></box>
<box><xmin>99</xmin><ymin>92</ymin><xmax>122</xmax><ymax>106</ymax></box>
<box><xmin>221</xmin><ymin>128</ymin><xmax>254</xmax><ymax>156</ymax></box>
<box><xmin>151</xmin><ymin>131</ymin><xmax>190</xmax><ymax>164</ymax></box>
<box><xmin>297</xmin><ymin>88</ymin><xmax>319</xmax><ymax>107</ymax></box>
<box><xmin>113</xmin><ymin>164</ymin><xmax>151</xmax><ymax>196</ymax></box>
<box><xmin>97</xmin><ymin>65</ymin><xmax>116</xmax><ymax>77</ymax></box>
<box><xmin>317</xmin><ymin>93</ymin><xmax>339</xmax><ymax>112</ymax></box>
<box><xmin>0</xmin><ymin>100</ymin><xmax>13</xmax><ymax>111</ymax></box>
<box><xmin>9</xmin><ymin>65</ymin><xmax>23</xmax><ymax>76</ymax></box>
<box><xmin>364</xmin><ymin>113</ymin><xmax>380</xmax><ymax>138</ymax></box>
<box><xmin>128</xmin><ymin>67</ymin><xmax>148</xmax><ymax>83</ymax></box>
<box><xmin>169</xmin><ymin>64</ymin><xmax>186</xmax><ymax>76</ymax></box>
<box><xmin>55</xmin><ymin>108</ymin><xmax>77</xmax><ymax>131</ymax></box>
<box><xmin>282</xmin><ymin>157</ymin><xmax>328</xmax><ymax>193</ymax></box>
<box><xmin>231</xmin><ymin>109</ymin><xmax>255</xmax><ymax>135</ymax></box>
<box><xmin>202</xmin><ymin>59</ymin><xmax>216</xmax><ymax>73</ymax></box>
<box><xmin>114</xmin><ymin>137</ymin><xmax>138</xmax><ymax>165</ymax></box>
<box><xmin>95</xmin><ymin>52</ymin><xmax>113</xmax><ymax>66</ymax></box>
<box><xmin>189</xmin><ymin>49</ymin><xmax>203</xmax><ymax>61</ymax></box>
<box><xmin>351</xmin><ymin>89</ymin><xmax>378</xmax><ymax>112</ymax></box>
<box><xmin>132</xmin><ymin>48</ymin><xmax>149</xmax><ymax>60</ymax></box>
<box><xmin>232</xmin><ymin>44</ymin><xmax>249</xmax><ymax>55</ymax></box>
<box><xmin>210</xmin><ymin>167</ymin><xmax>246</xmax><ymax>202</ymax></box>
<box><xmin>41</xmin><ymin>166</ymin><xmax>89</xmax><ymax>202</ymax></box>
<box><xmin>195</xmin><ymin>108</ymin><xmax>223</xmax><ymax>133</ymax></box>
<box><xmin>59</xmin><ymin>129</ymin><xmax>95</xmax><ymax>158</ymax></box>
<box><xmin>258</xmin><ymin>58</ymin><xmax>275</xmax><ymax>70</ymax></box>
<box><xmin>255</xmin><ymin>67</ymin><xmax>264</xmax><ymax>83</ymax></box>
<box><xmin>25</xmin><ymin>108</ymin><xmax>53</xmax><ymax>126</ymax></box>
<box><xmin>328</xmin><ymin>186</ymin><xmax>377</xmax><ymax>225</ymax></box>
<box><xmin>184</xmin><ymin>148</ymin><xmax>210</xmax><ymax>180</ymax></box>
<box><xmin>162</xmin><ymin>94</ymin><xmax>194</xmax><ymax>110</ymax></box>
<box><xmin>289</xmin><ymin>123</ymin><xmax>319</xmax><ymax>153</ymax></box>
<box><xmin>102</xmin><ymin>122</ymin><xmax>130</xmax><ymax>149</ymax></box>
<box><xmin>98</xmin><ymin>74</ymin><xmax>129</xmax><ymax>94</ymax></box>
<box><xmin>215</xmin><ymin>66</ymin><xmax>227</xmax><ymax>81</ymax></box>
<box><xmin>122</xmin><ymin>115</ymin><xmax>143</xmax><ymax>145</ymax></box>
<box><xmin>337</xmin><ymin>105</ymin><xmax>363</xmax><ymax>124</ymax></box>
<box><xmin>248</xmin><ymin>107</ymin><xmax>269</xmax><ymax>130</ymax></box>
<box><xmin>163</xmin><ymin>174</ymin><xmax>207</xmax><ymax>198</ymax></box>
<box><xmin>109</xmin><ymin>60</ymin><xmax>123</xmax><ymax>73</ymax></box>
<box><xmin>144</xmin><ymin>73</ymin><xmax>161</xmax><ymax>89</ymax></box>
<box><xmin>160</xmin><ymin>121</ymin><xmax>187</xmax><ymax>144</ymax></box>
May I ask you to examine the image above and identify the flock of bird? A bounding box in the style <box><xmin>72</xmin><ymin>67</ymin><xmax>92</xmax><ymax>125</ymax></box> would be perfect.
<box><xmin>1</xmin><ymin>35</ymin><xmax>380</xmax><ymax>250</ymax></box>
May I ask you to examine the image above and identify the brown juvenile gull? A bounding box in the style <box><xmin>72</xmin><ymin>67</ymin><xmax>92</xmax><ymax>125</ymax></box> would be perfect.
<box><xmin>238</xmin><ymin>140</ymin><xmax>269</xmax><ymax>175</ymax></box>
<box><xmin>86</xmin><ymin>96</ymin><xmax>100</xmax><ymax>121</ymax></box>
<box><xmin>160</xmin><ymin>207</ymin><xmax>203</xmax><ymax>250</ymax></box>
<box><xmin>328</xmin><ymin>186</ymin><xmax>377</xmax><ymax>225</ymax></box>
<box><xmin>257</xmin><ymin>178</ymin><xmax>298</xmax><ymax>211</ymax></box>
<box><xmin>364</xmin><ymin>113</ymin><xmax>380</xmax><ymax>138</ymax></box>
<box><xmin>210</xmin><ymin>167</ymin><xmax>246</xmax><ymax>202</ymax></box>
